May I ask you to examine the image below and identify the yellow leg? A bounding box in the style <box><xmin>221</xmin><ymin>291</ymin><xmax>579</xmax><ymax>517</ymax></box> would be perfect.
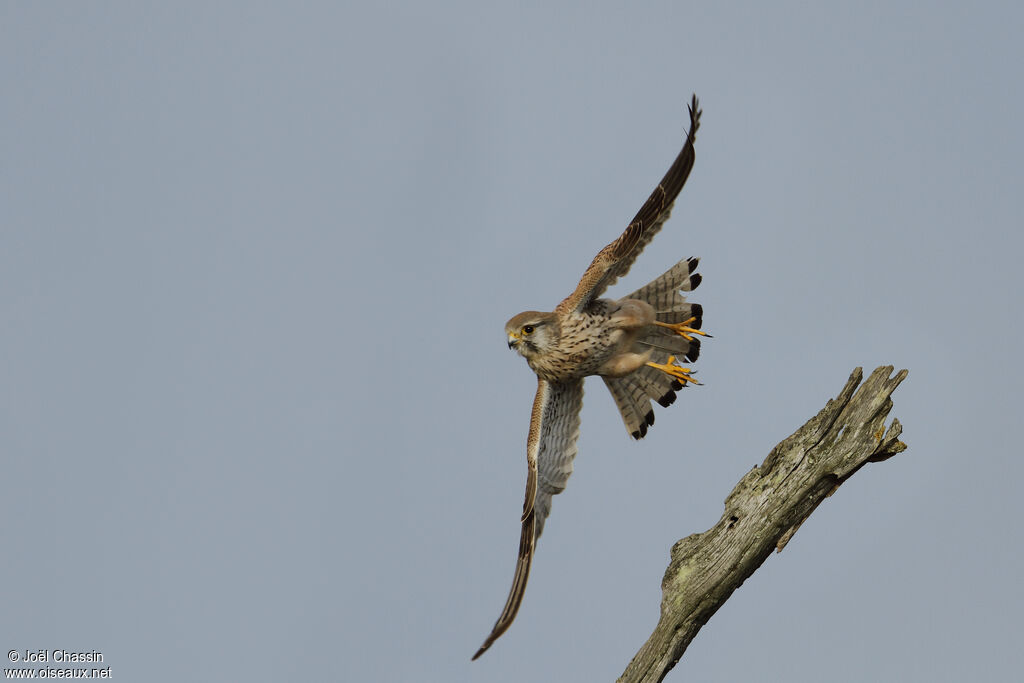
<box><xmin>645</xmin><ymin>355</ymin><xmax>701</xmax><ymax>385</ymax></box>
<box><xmin>654</xmin><ymin>317</ymin><xmax>709</xmax><ymax>342</ymax></box>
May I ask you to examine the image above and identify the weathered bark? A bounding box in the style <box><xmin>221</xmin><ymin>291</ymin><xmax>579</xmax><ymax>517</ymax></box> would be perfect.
<box><xmin>618</xmin><ymin>366</ymin><xmax>908</xmax><ymax>683</ymax></box>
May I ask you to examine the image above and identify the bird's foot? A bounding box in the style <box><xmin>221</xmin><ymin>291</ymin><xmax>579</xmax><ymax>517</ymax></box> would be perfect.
<box><xmin>654</xmin><ymin>317</ymin><xmax>709</xmax><ymax>341</ymax></box>
<box><xmin>645</xmin><ymin>356</ymin><xmax>701</xmax><ymax>385</ymax></box>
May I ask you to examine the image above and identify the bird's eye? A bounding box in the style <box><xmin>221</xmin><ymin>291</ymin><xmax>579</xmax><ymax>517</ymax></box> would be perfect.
<box><xmin>522</xmin><ymin>325</ymin><xmax>535</xmax><ymax>335</ymax></box>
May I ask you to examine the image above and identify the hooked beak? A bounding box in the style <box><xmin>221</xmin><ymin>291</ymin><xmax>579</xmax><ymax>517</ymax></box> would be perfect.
<box><xmin>507</xmin><ymin>332</ymin><xmax>520</xmax><ymax>349</ymax></box>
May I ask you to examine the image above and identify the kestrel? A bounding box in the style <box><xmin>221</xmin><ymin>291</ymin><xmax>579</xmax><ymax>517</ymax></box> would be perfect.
<box><xmin>473</xmin><ymin>95</ymin><xmax>705</xmax><ymax>660</ymax></box>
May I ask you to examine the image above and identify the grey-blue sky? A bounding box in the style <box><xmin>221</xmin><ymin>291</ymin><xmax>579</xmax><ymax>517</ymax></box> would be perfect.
<box><xmin>2</xmin><ymin>2</ymin><xmax>1021</xmax><ymax>681</ymax></box>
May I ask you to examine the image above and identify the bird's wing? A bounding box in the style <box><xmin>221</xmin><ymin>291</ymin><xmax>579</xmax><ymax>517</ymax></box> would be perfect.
<box><xmin>473</xmin><ymin>378</ymin><xmax>584</xmax><ymax>660</ymax></box>
<box><xmin>533</xmin><ymin>379</ymin><xmax>584</xmax><ymax>540</ymax></box>
<box><xmin>557</xmin><ymin>95</ymin><xmax>701</xmax><ymax>314</ymax></box>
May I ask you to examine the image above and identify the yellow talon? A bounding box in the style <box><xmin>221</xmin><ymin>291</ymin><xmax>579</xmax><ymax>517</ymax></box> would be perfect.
<box><xmin>645</xmin><ymin>355</ymin><xmax>701</xmax><ymax>385</ymax></box>
<box><xmin>654</xmin><ymin>317</ymin><xmax>708</xmax><ymax>341</ymax></box>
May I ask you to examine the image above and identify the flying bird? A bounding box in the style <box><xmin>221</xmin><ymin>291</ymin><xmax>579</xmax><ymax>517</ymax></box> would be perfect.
<box><xmin>473</xmin><ymin>95</ymin><xmax>706</xmax><ymax>660</ymax></box>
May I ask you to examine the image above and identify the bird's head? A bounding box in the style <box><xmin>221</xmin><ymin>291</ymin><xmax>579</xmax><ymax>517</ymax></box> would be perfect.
<box><xmin>505</xmin><ymin>311</ymin><xmax>558</xmax><ymax>359</ymax></box>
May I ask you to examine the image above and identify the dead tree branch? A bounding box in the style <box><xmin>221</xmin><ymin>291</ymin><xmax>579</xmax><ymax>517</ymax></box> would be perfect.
<box><xmin>618</xmin><ymin>365</ymin><xmax>908</xmax><ymax>683</ymax></box>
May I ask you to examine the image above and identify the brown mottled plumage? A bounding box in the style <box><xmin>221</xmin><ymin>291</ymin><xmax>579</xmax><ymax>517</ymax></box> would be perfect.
<box><xmin>474</xmin><ymin>95</ymin><xmax>705</xmax><ymax>660</ymax></box>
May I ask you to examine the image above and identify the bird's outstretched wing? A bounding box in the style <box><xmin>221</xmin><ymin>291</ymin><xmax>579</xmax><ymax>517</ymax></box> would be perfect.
<box><xmin>557</xmin><ymin>94</ymin><xmax>702</xmax><ymax>314</ymax></box>
<box><xmin>473</xmin><ymin>378</ymin><xmax>583</xmax><ymax>660</ymax></box>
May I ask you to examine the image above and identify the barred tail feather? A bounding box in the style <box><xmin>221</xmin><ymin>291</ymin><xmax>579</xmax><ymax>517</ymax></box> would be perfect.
<box><xmin>605</xmin><ymin>256</ymin><xmax>704</xmax><ymax>438</ymax></box>
<box><xmin>626</xmin><ymin>255</ymin><xmax>704</xmax><ymax>360</ymax></box>
<box><xmin>625</xmin><ymin>257</ymin><xmax>702</xmax><ymax>305</ymax></box>
<box><xmin>603</xmin><ymin>364</ymin><xmax>683</xmax><ymax>439</ymax></box>
<box><xmin>602</xmin><ymin>376</ymin><xmax>652</xmax><ymax>439</ymax></box>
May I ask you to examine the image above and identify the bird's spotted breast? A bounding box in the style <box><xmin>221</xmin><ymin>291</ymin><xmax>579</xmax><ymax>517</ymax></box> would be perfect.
<box><xmin>526</xmin><ymin>309</ymin><xmax>623</xmax><ymax>383</ymax></box>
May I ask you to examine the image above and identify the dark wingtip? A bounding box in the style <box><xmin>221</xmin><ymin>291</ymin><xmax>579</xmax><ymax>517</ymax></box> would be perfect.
<box><xmin>688</xmin><ymin>257</ymin><xmax>699</xmax><ymax>273</ymax></box>
<box><xmin>690</xmin><ymin>94</ymin><xmax>702</xmax><ymax>129</ymax></box>
<box><xmin>473</xmin><ymin>632</ymin><xmax>496</xmax><ymax>660</ymax></box>
<box><xmin>657</xmin><ymin>390</ymin><xmax>677</xmax><ymax>407</ymax></box>
<box><xmin>688</xmin><ymin>272</ymin><xmax>703</xmax><ymax>290</ymax></box>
